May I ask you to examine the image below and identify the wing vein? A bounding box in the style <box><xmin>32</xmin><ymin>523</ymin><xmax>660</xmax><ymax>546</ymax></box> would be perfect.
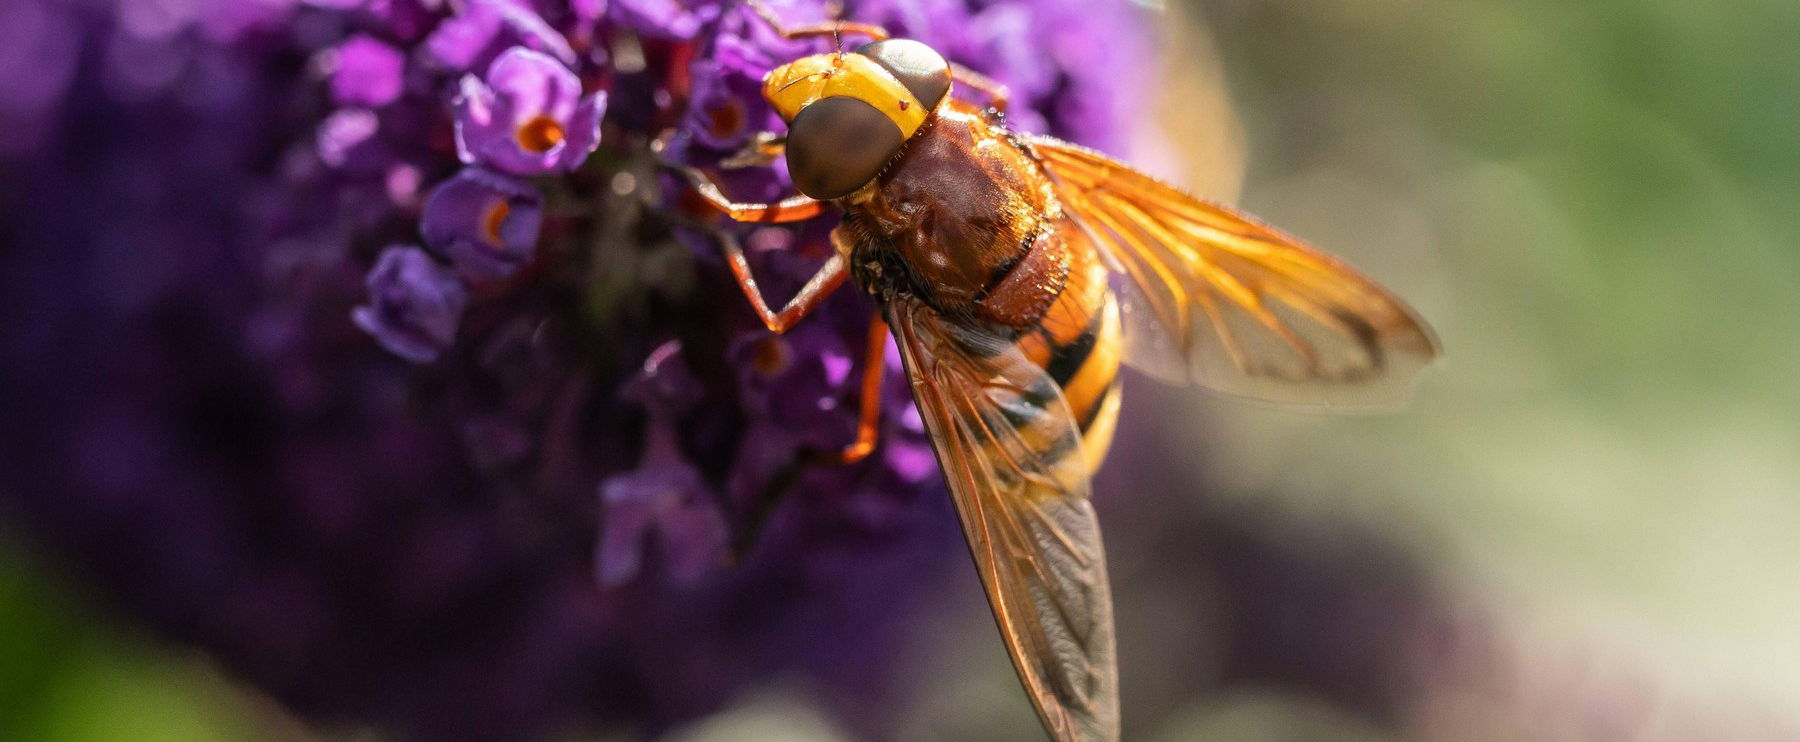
<box><xmin>1028</xmin><ymin>135</ymin><xmax>1440</xmax><ymax>407</ymax></box>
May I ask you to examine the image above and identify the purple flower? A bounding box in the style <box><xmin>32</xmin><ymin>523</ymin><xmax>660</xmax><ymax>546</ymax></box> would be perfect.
<box><xmin>327</xmin><ymin>34</ymin><xmax>406</xmax><ymax>107</ymax></box>
<box><xmin>315</xmin><ymin>107</ymin><xmax>386</xmax><ymax>170</ymax></box>
<box><xmin>682</xmin><ymin>34</ymin><xmax>786</xmax><ymax>150</ymax></box>
<box><xmin>420</xmin><ymin>167</ymin><xmax>544</xmax><ymax>280</ymax></box>
<box><xmin>596</xmin><ymin>345</ymin><xmax>730</xmax><ymax>587</ymax></box>
<box><xmin>425</xmin><ymin>0</ymin><xmax>576</xmax><ymax>71</ymax></box>
<box><xmin>454</xmin><ymin>47</ymin><xmax>605</xmax><ymax>175</ymax></box>
<box><xmin>352</xmin><ymin>245</ymin><xmax>470</xmax><ymax>362</ymax></box>
<box><xmin>731</xmin><ymin>324</ymin><xmax>860</xmax><ymax>451</ymax></box>
<box><xmin>597</xmin><ymin>457</ymin><xmax>729</xmax><ymax>586</ymax></box>
<box><xmin>609</xmin><ymin>0</ymin><xmax>723</xmax><ymax>40</ymax></box>
<box><xmin>570</xmin><ymin>0</ymin><xmax>606</xmax><ymax>25</ymax></box>
<box><xmin>367</xmin><ymin>0</ymin><xmax>440</xmax><ymax>39</ymax></box>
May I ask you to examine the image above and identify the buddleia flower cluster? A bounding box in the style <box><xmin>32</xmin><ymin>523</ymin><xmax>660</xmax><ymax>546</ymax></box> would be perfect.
<box><xmin>0</xmin><ymin>0</ymin><xmax>1148</xmax><ymax>737</ymax></box>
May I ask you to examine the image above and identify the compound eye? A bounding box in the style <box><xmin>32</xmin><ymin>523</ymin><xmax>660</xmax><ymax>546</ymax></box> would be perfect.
<box><xmin>785</xmin><ymin>96</ymin><xmax>904</xmax><ymax>200</ymax></box>
<box><xmin>855</xmin><ymin>39</ymin><xmax>951</xmax><ymax>112</ymax></box>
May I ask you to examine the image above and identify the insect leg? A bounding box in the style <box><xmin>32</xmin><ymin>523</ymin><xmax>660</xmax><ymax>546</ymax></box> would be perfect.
<box><xmin>818</xmin><ymin>314</ymin><xmax>888</xmax><ymax>465</ymax></box>
<box><xmin>713</xmin><ymin>226</ymin><xmax>849</xmax><ymax>334</ymax></box>
<box><xmin>950</xmin><ymin>63</ymin><xmax>1010</xmax><ymax>113</ymax></box>
<box><xmin>742</xmin><ymin>0</ymin><xmax>891</xmax><ymax>41</ymax></box>
<box><xmin>652</xmin><ymin>130</ymin><xmax>825</xmax><ymax>223</ymax></box>
<box><xmin>668</xmin><ymin>163</ymin><xmax>826</xmax><ymax>223</ymax></box>
<box><xmin>719</xmin><ymin>132</ymin><xmax>787</xmax><ymax>169</ymax></box>
<box><xmin>731</xmin><ymin>312</ymin><xmax>889</xmax><ymax>558</ymax></box>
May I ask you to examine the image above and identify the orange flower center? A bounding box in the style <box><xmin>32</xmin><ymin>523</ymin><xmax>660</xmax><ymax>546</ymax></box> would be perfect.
<box><xmin>481</xmin><ymin>201</ymin><xmax>511</xmax><ymax>246</ymax></box>
<box><xmin>749</xmin><ymin>337</ymin><xmax>791</xmax><ymax>378</ymax></box>
<box><xmin>515</xmin><ymin>115</ymin><xmax>565</xmax><ymax>154</ymax></box>
<box><xmin>705</xmin><ymin>100</ymin><xmax>744</xmax><ymax>139</ymax></box>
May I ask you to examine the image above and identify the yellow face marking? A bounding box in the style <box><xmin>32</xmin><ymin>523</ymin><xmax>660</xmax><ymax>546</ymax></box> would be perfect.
<box><xmin>762</xmin><ymin>53</ymin><xmax>938</xmax><ymax>139</ymax></box>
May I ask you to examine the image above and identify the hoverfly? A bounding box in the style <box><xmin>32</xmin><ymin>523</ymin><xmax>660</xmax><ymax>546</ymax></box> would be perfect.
<box><xmin>656</xmin><ymin>4</ymin><xmax>1441</xmax><ymax>740</ymax></box>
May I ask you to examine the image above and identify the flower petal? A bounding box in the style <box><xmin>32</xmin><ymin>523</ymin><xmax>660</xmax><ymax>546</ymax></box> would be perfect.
<box><xmin>352</xmin><ymin>245</ymin><xmax>470</xmax><ymax>363</ymax></box>
<box><xmin>329</xmin><ymin>34</ymin><xmax>405</xmax><ymax>107</ymax></box>
<box><xmin>420</xmin><ymin>168</ymin><xmax>544</xmax><ymax>281</ymax></box>
<box><xmin>558</xmin><ymin>91</ymin><xmax>606</xmax><ymax>170</ymax></box>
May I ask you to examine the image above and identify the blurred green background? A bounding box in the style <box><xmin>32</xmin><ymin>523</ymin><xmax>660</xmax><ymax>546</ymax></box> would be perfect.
<box><xmin>5</xmin><ymin>0</ymin><xmax>1800</xmax><ymax>739</ymax></box>
<box><xmin>1181</xmin><ymin>0</ymin><xmax>1800</xmax><ymax>706</ymax></box>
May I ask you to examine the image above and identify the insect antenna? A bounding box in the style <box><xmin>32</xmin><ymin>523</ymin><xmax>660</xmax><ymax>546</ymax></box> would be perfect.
<box><xmin>827</xmin><ymin>0</ymin><xmax>845</xmax><ymax>53</ymax></box>
<box><xmin>774</xmin><ymin>72</ymin><xmax>822</xmax><ymax>94</ymax></box>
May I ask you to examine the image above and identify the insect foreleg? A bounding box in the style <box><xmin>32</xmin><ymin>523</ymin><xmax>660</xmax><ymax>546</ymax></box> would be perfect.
<box><xmin>719</xmin><ymin>132</ymin><xmax>788</xmax><ymax>169</ymax></box>
<box><xmin>950</xmin><ymin>63</ymin><xmax>1010</xmax><ymax>113</ymax></box>
<box><xmin>652</xmin><ymin>129</ymin><xmax>824</xmax><ymax>223</ymax></box>
<box><xmin>730</xmin><ymin>312</ymin><xmax>890</xmax><ymax>558</ymax></box>
<box><xmin>704</xmin><ymin>224</ymin><xmax>848</xmax><ymax>334</ymax></box>
<box><xmin>667</xmin><ymin>164</ymin><xmax>826</xmax><ymax>224</ymax></box>
<box><xmin>817</xmin><ymin>314</ymin><xmax>889</xmax><ymax>465</ymax></box>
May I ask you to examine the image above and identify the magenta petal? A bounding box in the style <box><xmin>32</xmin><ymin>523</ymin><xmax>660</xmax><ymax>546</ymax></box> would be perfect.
<box><xmin>422</xmin><ymin>6</ymin><xmax>497</xmax><ymax>70</ymax></box>
<box><xmin>453</xmin><ymin>73</ymin><xmax>495</xmax><ymax>127</ymax></box>
<box><xmin>570</xmin><ymin>0</ymin><xmax>606</xmax><ymax>25</ymax></box>
<box><xmin>609</xmin><ymin>0</ymin><xmax>718</xmax><ymax>40</ymax></box>
<box><xmin>329</xmin><ymin>34</ymin><xmax>405</xmax><ymax>106</ymax></box>
<box><xmin>451</xmin><ymin>75</ymin><xmax>500</xmax><ymax>165</ymax></box>
<box><xmin>557</xmin><ymin>91</ymin><xmax>606</xmax><ymax>170</ymax></box>
<box><xmin>485</xmin><ymin>47</ymin><xmax>574</xmax><ymax>121</ymax></box>
<box><xmin>453</xmin><ymin>48</ymin><xmax>602</xmax><ymax>175</ymax></box>
<box><xmin>482</xmin><ymin>0</ymin><xmax>577</xmax><ymax>65</ymax></box>
<box><xmin>423</xmin><ymin>0</ymin><xmax>575</xmax><ymax>71</ymax></box>
<box><xmin>316</xmin><ymin>107</ymin><xmax>386</xmax><ymax>171</ymax></box>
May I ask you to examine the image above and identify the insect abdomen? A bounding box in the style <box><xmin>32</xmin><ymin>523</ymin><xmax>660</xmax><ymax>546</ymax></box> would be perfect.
<box><xmin>1013</xmin><ymin>221</ymin><xmax>1123</xmax><ymax>472</ymax></box>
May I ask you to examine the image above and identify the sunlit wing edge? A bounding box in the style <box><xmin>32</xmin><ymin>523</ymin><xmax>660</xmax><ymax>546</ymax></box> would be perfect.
<box><xmin>1026</xmin><ymin>136</ymin><xmax>1442</xmax><ymax>410</ymax></box>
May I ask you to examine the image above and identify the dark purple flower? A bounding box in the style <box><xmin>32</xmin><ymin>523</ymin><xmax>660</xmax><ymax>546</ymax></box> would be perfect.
<box><xmin>327</xmin><ymin>34</ymin><xmax>406</xmax><ymax>107</ymax></box>
<box><xmin>420</xmin><ymin>167</ymin><xmax>544</xmax><ymax>280</ymax></box>
<box><xmin>731</xmin><ymin>324</ymin><xmax>860</xmax><ymax>451</ymax></box>
<box><xmin>597</xmin><ymin>456</ymin><xmax>729</xmax><ymax>586</ymax></box>
<box><xmin>596</xmin><ymin>344</ymin><xmax>730</xmax><ymax>587</ymax></box>
<box><xmin>454</xmin><ymin>46</ymin><xmax>605</xmax><ymax>175</ymax></box>
<box><xmin>0</xmin><ymin>0</ymin><xmax>1156</xmax><ymax>739</ymax></box>
<box><xmin>352</xmin><ymin>245</ymin><xmax>470</xmax><ymax>362</ymax></box>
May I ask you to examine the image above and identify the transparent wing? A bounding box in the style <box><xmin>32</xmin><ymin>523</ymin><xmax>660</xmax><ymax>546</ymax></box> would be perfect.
<box><xmin>888</xmin><ymin>296</ymin><xmax>1119</xmax><ymax>742</ymax></box>
<box><xmin>1029</xmin><ymin>136</ymin><xmax>1441</xmax><ymax>408</ymax></box>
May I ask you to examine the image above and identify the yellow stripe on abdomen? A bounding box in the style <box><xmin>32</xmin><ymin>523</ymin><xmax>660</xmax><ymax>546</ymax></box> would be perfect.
<box><xmin>1062</xmin><ymin>295</ymin><xmax>1121</xmax><ymax>432</ymax></box>
<box><xmin>1015</xmin><ymin>263</ymin><xmax>1122</xmax><ymax>475</ymax></box>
